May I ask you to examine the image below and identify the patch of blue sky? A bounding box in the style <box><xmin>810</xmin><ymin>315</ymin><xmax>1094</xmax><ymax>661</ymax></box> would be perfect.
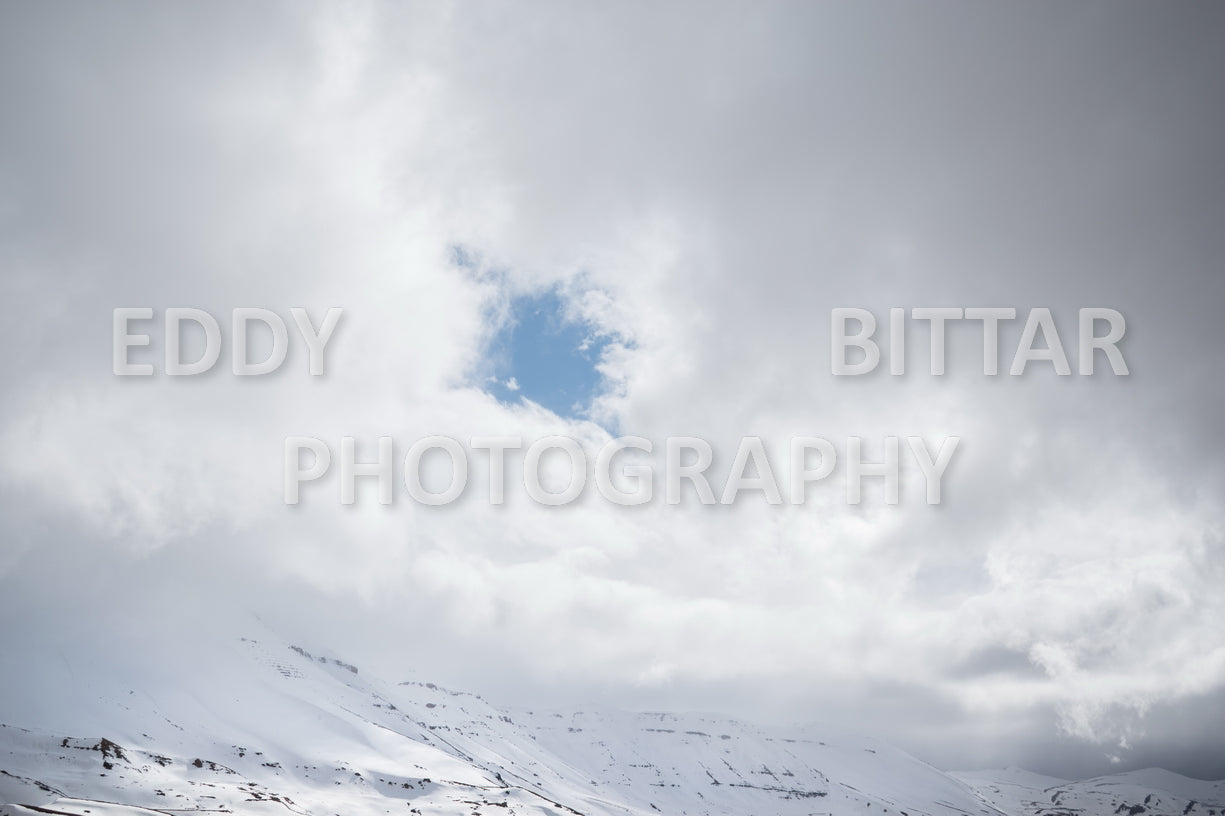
<box><xmin>450</xmin><ymin>243</ymin><xmax>616</xmax><ymax>421</ymax></box>
<box><xmin>485</xmin><ymin>287</ymin><xmax>612</xmax><ymax>420</ymax></box>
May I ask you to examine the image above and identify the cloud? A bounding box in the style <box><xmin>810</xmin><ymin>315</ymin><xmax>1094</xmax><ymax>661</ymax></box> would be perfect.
<box><xmin>0</xmin><ymin>0</ymin><xmax>1223</xmax><ymax>779</ymax></box>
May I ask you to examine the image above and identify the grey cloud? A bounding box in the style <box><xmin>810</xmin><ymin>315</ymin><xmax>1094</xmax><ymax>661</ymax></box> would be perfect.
<box><xmin>1</xmin><ymin>0</ymin><xmax>1223</xmax><ymax>781</ymax></box>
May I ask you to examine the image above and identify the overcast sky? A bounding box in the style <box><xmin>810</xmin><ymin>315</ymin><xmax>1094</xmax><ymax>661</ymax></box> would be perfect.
<box><xmin>1</xmin><ymin>0</ymin><xmax>1224</xmax><ymax>780</ymax></box>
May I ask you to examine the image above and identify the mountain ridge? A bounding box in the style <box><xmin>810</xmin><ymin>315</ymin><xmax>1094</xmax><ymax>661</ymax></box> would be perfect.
<box><xmin>1</xmin><ymin>629</ymin><xmax>1220</xmax><ymax>816</ymax></box>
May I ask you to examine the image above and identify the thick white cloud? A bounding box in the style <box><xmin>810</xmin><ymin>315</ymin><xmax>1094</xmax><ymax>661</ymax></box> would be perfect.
<box><xmin>1</xmin><ymin>0</ymin><xmax>1223</xmax><ymax>778</ymax></box>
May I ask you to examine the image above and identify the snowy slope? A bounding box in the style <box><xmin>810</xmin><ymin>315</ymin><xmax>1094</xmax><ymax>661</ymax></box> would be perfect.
<box><xmin>0</xmin><ymin>625</ymin><xmax>1216</xmax><ymax>816</ymax></box>
<box><xmin>0</xmin><ymin>624</ymin><xmax>992</xmax><ymax>816</ymax></box>
<box><xmin>956</xmin><ymin>767</ymin><xmax>1225</xmax><ymax>816</ymax></box>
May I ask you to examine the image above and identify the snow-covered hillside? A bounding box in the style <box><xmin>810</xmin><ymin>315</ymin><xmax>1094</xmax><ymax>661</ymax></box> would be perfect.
<box><xmin>0</xmin><ymin>627</ymin><xmax>1218</xmax><ymax>816</ymax></box>
<box><xmin>956</xmin><ymin>767</ymin><xmax>1225</xmax><ymax>816</ymax></box>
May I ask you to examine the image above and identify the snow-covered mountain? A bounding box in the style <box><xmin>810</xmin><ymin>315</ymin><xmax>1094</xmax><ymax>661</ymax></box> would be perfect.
<box><xmin>0</xmin><ymin>627</ymin><xmax>1219</xmax><ymax>816</ymax></box>
<box><xmin>955</xmin><ymin>767</ymin><xmax>1225</xmax><ymax>816</ymax></box>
